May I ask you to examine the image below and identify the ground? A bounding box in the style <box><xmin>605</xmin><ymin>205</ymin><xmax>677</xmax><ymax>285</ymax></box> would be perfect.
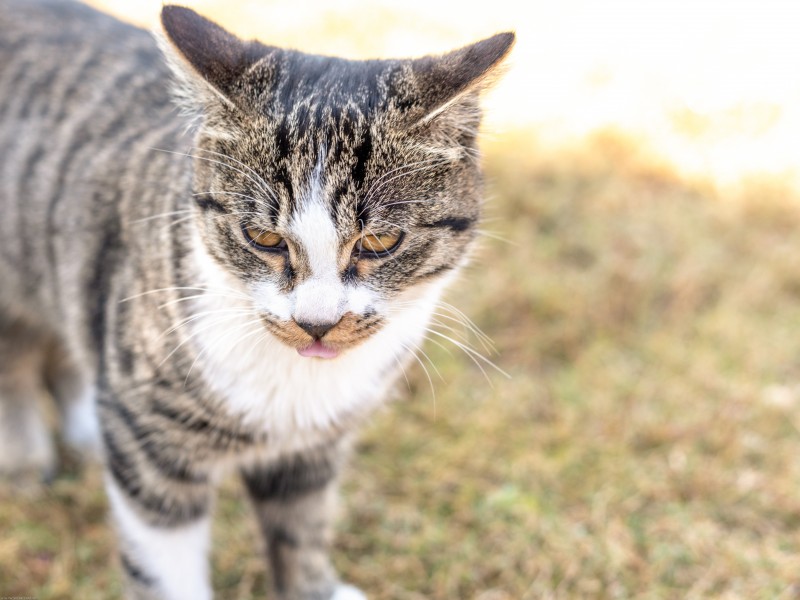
<box><xmin>2</xmin><ymin>131</ymin><xmax>800</xmax><ymax>598</ymax></box>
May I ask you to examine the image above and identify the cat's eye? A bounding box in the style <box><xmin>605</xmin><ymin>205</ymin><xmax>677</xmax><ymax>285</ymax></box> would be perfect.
<box><xmin>355</xmin><ymin>231</ymin><xmax>404</xmax><ymax>257</ymax></box>
<box><xmin>242</xmin><ymin>225</ymin><xmax>287</xmax><ymax>252</ymax></box>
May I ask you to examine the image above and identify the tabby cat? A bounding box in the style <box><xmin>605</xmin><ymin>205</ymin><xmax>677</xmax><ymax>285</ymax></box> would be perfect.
<box><xmin>0</xmin><ymin>1</ymin><xmax>513</xmax><ymax>598</ymax></box>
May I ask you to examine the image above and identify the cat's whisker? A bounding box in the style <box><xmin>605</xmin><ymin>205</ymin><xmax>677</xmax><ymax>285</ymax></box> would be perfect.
<box><xmin>407</xmin><ymin>303</ymin><xmax>496</xmax><ymax>354</ymax></box>
<box><xmin>360</xmin><ymin>157</ymin><xmax>442</xmax><ymax>205</ymax></box>
<box><xmin>157</xmin><ymin>292</ymin><xmax>252</xmax><ymax>309</ymax></box>
<box><xmin>150</xmin><ymin>147</ymin><xmax>278</xmax><ymax>210</ymax></box>
<box><xmin>158</xmin><ymin>310</ymin><xmax>254</xmax><ymax>368</ymax></box>
<box><xmin>130</xmin><ymin>209</ymin><xmax>193</xmax><ymax>225</ymax></box>
<box><xmin>389</xmin><ymin>346</ymin><xmax>413</xmax><ymax>392</ymax></box>
<box><xmin>219</xmin><ymin>210</ymin><xmax>275</xmax><ymax>225</ymax></box>
<box><xmin>180</xmin><ymin>318</ymin><xmax>259</xmax><ymax>385</ymax></box>
<box><xmin>408</xmin><ymin>335</ymin><xmax>459</xmax><ymax>419</ymax></box>
<box><xmin>429</xmin><ymin>312</ymin><xmax>495</xmax><ymax>354</ymax></box>
<box><xmin>362</xmin><ymin>161</ymin><xmax>449</xmax><ymax>211</ymax></box>
<box><xmin>120</xmin><ymin>286</ymin><xmax>252</xmax><ymax>302</ymax></box>
<box><xmin>160</xmin><ymin>308</ymin><xmax>256</xmax><ymax>340</ymax></box>
<box><xmin>162</xmin><ymin>304</ymin><xmax>254</xmax><ymax>326</ymax></box>
<box><xmin>397</xmin><ymin>339</ymin><xmax>437</xmax><ymax>405</ymax></box>
<box><xmin>427</xmin><ymin>316</ymin><xmax>474</xmax><ymax>347</ymax></box>
<box><xmin>365</xmin><ymin>216</ymin><xmax>406</xmax><ymax>232</ymax></box>
<box><xmin>476</xmin><ymin>229</ymin><xmax>518</xmax><ymax>246</ymax></box>
<box><xmin>412</xmin><ymin>142</ymin><xmax>467</xmax><ymax>164</ymax></box>
<box><xmin>423</xmin><ymin>327</ymin><xmax>509</xmax><ymax>383</ymax></box>
<box><xmin>192</xmin><ymin>190</ymin><xmax>265</xmax><ymax>205</ymax></box>
<box><xmin>433</xmin><ymin>300</ymin><xmax>496</xmax><ymax>352</ymax></box>
<box><xmin>195</xmin><ymin>147</ymin><xmax>279</xmax><ymax>204</ymax></box>
<box><xmin>378</xmin><ymin>199</ymin><xmax>436</xmax><ymax>210</ymax></box>
<box><xmin>198</xmin><ymin>313</ymin><xmax>276</xmax><ymax>365</ymax></box>
<box><xmin>182</xmin><ymin>313</ymin><xmax>266</xmax><ymax>385</ymax></box>
<box><xmin>120</xmin><ymin>285</ymin><xmax>249</xmax><ymax>303</ymax></box>
<box><xmin>158</xmin><ymin>213</ymin><xmax>196</xmax><ymax>232</ymax></box>
<box><xmin>360</xmin><ymin>156</ymin><xmax>449</xmax><ymax>210</ymax></box>
<box><xmin>159</xmin><ymin>305</ymin><xmax>264</xmax><ymax>369</ymax></box>
<box><xmin>403</xmin><ymin>336</ymin><xmax>444</xmax><ymax>382</ymax></box>
<box><xmin>387</xmin><ymin>300</ymin><xmax>495</xmax><ymax>359</ymax></box>
<box><xmin>192</xmin><ymin>198</ymin><xmax>283</xmax><ymax>225</ymax></box>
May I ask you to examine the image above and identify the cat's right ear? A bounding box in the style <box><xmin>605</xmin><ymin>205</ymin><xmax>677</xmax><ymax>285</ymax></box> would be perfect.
<box><xmin>406</xmin><ymin>32</ymin><xmax>515</xmax><ymax>127</ymax></box>
<box><xmin>158</xmin><ymin>6</ymin><xmax>275</xmax><ymax>120</ymax></box>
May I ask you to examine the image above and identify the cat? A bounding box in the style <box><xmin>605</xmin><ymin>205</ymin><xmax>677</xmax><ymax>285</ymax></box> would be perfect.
<box><xmin>0</xmin><ymin>1</ymin><xmax>513</xmax><ymax>598</ymax></box>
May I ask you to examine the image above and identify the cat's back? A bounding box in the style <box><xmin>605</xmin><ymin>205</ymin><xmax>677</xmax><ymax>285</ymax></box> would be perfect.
<box><xmin>0</xmin><ymin>0</ymin><xmax>173</xmax><ymax>146</ymax></box>
<box><xmin>0</xmin><ymin>0</ymin><xmax>180</xmax><ymax>321</ymax></box>
<box><xmin>0</xmin><ymin>0</ymin><xmax>152</xmax><ymax>83</ymax></box>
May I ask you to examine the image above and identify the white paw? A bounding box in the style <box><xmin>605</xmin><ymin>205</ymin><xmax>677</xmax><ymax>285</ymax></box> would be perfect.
<box><xmin>63</xmin><ymin>389</ymin><xmax>102</xmax><ymax>458</ymax></box>
<box><xmin>331</xmin><ymin>584</ymin><xmax>367</xmax><ymax>600</ymax></box>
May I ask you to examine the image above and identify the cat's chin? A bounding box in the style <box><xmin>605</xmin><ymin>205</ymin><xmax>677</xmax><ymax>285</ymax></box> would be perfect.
<box><xmin>297</xmin><ymin>340</ymin><xmax>340</xmax><ymax>359</ymax></box>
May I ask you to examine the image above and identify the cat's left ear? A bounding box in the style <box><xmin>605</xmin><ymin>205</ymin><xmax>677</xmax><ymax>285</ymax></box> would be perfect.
<box><xmin>158</xmin><ymin>5</ymin><xmax>276</xmax><ymax>116</ymax></box>
<box><xmin>408</xmin><ymin>32</ymin><xmax>515</xmax><ymax>126</ymax></box>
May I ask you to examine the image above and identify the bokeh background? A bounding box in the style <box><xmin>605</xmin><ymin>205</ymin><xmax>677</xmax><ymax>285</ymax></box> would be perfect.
<box><xmin>4</xmin><ymin>1</ymin><xmax>800</xmax><ymax>598</ymax></box>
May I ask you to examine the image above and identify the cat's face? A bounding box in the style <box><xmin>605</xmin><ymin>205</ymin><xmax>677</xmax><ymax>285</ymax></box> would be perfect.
<box><xmin>192</xmin><ymin>116</ymin><xmax>478</xmax><ymax>358</ymax></box>
<box><xmin>161</xmin><ymin>6</ymin><xmax>513</xmax><ymax>359</ymax></box>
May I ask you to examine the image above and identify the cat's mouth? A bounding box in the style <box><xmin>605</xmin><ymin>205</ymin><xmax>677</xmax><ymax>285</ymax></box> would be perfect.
<box><xmin>259</xmin><ymin>312</ymin><xmax>385</xmax><ymax>358</ymax></box>
<box><xmin>297</xmin><ymin>340</ymin><xmax>340</xmax><ymax>359</ymax></box>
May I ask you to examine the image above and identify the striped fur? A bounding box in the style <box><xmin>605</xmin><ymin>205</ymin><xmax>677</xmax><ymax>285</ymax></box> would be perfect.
<box><xmin>0</xmin><ymin>1</ymin><xmax>513</xmax><ymax>598</ymax></box>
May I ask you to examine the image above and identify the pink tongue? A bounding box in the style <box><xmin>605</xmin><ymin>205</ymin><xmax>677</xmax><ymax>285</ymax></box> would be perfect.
<box><xmin>297</xmin><ymin>340</ymin><xmax>340</xmax><ymax>359</ymax></box>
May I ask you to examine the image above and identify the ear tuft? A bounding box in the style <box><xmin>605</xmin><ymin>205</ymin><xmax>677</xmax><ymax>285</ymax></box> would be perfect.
<box><xmin>160</xmin><ymin>5</ymin><xmax>267</xmax><ymax>104</ymax></box>
<box><xmin>411</xmin><ymin>31</ymin><xmax>515</xmax><ymax>123</ymax></box>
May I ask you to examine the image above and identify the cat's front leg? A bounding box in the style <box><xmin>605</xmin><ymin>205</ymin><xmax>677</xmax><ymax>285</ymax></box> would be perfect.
<box><xmin>242</xmin><ymin>446</ymin><xmax>366</xmax><ymax>600</ymax></box>
<box><xmin>103</xmin><ymin>448</ymin><xmax>214</xmax><ymax>600</ymax></box>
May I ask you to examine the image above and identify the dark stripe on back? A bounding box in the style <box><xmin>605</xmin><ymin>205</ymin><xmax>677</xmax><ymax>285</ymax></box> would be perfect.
<box><xmin>88</xmin><ymin>190</ymin><xmax>122</xmax><ymax>369</ymax></box>
<box><xmin>18</xmin><ymin>145</ymin><xmax>46</xmax><ymax>291</ymax></box>
<box><xmin>52</xmin><ymin>52</ymin><xmax>105</xmax><ymax>124</ymax></box>
<box><xmin>45</xmin><ymin>64</ymin><xmax>148</xmax><ymax>306</ymax></box>
<box><xmin>18</xmin><ymin>61</ymin><xmax>64</xmax><ymax>120</ymax></box>
<box><xmin>114</xmin><ymin>298</ymin><xmax>135</xmax><ymax>376</ymax></box>
<box><xmin>0</xmin><ymin>54</ymin><xmax>37</xmax><ymax>122</ymax></box>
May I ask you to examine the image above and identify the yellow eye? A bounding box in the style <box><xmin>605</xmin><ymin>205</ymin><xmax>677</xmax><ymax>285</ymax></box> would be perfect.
<box><xmin>356</xmin><ymin>231</ymin><xmax>403</xmax><ymax>256</ymax></box>
<box><xmin>243</xmin><ymin>225</ymin><xmax>286</xmax><ymax>250</ymax></box>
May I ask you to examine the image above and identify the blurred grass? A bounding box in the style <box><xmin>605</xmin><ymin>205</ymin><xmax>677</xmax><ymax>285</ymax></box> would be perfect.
<box><xmin>5</xmin><ymin>131</ymin><xmax>800</xmax><ymax>598</ymax></box>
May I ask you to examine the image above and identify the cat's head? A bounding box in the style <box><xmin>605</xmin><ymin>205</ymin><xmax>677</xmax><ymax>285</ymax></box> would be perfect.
<box><xmin>160</xmin><ymin>6</ymin><xmax>513</xmax><ymax>360</ymax></box>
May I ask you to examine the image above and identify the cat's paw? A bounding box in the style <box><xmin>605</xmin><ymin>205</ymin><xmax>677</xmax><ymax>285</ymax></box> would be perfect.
<box><xmin>330</xmin><ymin>584</ymin><xmax>367</xmax><ymax>600</ymax></box>
<box><xmin>62</xmin><ymin>390</ymin><xmax>102</xmax><ymax>460</ymax></box>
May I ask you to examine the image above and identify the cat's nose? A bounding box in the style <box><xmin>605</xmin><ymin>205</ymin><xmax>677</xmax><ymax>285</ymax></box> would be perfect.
<box><xmin>296</xmin><ymin>320</ymin><xmax>338</xmax><ymax>339</ymax></box>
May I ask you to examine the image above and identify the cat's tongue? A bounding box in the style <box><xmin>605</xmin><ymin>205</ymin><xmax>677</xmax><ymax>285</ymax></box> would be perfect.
<box><xmin>298</xmin><ymin>340</ymin><xmax>340</xmax><ymax>359</ymax></box>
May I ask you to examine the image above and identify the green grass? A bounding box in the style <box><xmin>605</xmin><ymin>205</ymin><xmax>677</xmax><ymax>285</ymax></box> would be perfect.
<box><xmin>4</xmin><ymin>131</ymin><xmax>800</xmax><ymax>598</ymax></box>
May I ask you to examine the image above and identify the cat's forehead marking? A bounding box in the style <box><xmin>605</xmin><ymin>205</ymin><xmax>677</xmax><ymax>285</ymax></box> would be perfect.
<box><xmin>290</xmin><ymin>146</ymin><xmax>339</xmax><ymax>278</ymax></box>
<box><xmin>263</xmin><ymin>74</ymin><xmax>380</xmax><ymax>219</ymax></box>
<box><xmin>289</xmin><ymin>149</ymin><xmax>347</xmax><ymax>325</ymax></box>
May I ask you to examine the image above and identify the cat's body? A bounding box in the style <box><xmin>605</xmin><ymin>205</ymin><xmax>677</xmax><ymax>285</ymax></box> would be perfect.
<box><xmin>0</xmin><ymin>1</ymin><xmax>512</xmax><ymax>598</ymax></box>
